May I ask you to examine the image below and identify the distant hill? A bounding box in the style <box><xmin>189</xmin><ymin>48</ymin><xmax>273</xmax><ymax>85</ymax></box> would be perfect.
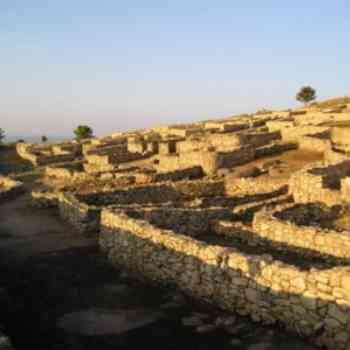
<box><xmin>311</xmin><ymin>96</ymin><xmax>350</xmax><ymax>109</ymax></box>
<box><xmin>5</xmin><ymin>135</ymin><xmax>69</xmax><ymax>144</ymax></box>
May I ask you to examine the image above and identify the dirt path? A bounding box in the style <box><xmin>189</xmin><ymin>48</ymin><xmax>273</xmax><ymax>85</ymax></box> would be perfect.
<box><xmin>0</xmin><ymin>191</ymin><xmax>316</xmax><ymax>350</ymax></box>
<box><xmin>0</xmin><ymin>192</ymin><xmax>95</xmax><ymax>261</ymax></box>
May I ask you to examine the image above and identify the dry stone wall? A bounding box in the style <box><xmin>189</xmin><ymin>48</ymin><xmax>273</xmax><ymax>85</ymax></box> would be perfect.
<box><xmin>0</xmin><ymin>176</ymin><xmax>23</xmax><ymax>202</ymax></box>
<box><xmin>289</xmin><ymin>161</ymin><xmax>350</xmax><ymax>206</ymax></box>
<box><xmin>58</xmin><ymin>192</ymin><xmax>101</xmax><ymax>234</ymax></box>
<box><xmin>253</xmin><ymin>204</ymin><xmax>350</xmax><ymax>263</ymax></box>
<box><xmin>100</xmin><ymin>209</ymin><xmax>350</xmax><ymax>350</ymax></box>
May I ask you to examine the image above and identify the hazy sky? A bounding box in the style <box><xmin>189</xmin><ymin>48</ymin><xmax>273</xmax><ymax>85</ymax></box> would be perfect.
<box><xmin>1</xmin><ymin>1</ymin><xmax>349</xmax><ymax>139</ymax></box>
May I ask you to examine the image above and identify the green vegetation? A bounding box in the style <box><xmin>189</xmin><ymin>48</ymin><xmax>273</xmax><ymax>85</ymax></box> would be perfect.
<box><xmin>296</xmin><ymin>86</ymin><xmax>316</xmax><ymax>105</ymax></box>
<box><xmin>73</xmin><ymin>125</ymin><xmax>93</xmax><ymax>140</ymax></box>
<box><xmin>0</xmin><ymin>128</ymin><xmax>5</xmax><ymax>143</ymax></box>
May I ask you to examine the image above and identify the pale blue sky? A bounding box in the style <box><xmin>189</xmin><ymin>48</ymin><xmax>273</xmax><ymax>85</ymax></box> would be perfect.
<box><xmin>1</xmin><ymin>1</ymin><xmax>349</xmax><ymax>139</ymax></box>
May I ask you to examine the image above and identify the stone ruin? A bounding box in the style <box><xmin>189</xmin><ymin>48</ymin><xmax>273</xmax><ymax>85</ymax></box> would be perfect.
<box><xmin>17</xmin><ymin>98</ymin><xmax>350</xmax><ymax>349</ymax></box>
<box><xmin>0</xmin><ymin>176</ymin><xmax>23</xmax><ymax>203</ymax></box>
<box><xmin>16</xmin><ymin>141</ymin><xmax>81</xmax><ymax>166</ymax></box>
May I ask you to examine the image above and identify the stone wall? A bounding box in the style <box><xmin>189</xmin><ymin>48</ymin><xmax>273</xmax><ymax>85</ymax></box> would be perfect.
<box><xmin>155</xmin><ymin>166</ymin><xmax>204</xmax><ymax>182</ymax></box>
<box><xmin>324</xmin><ymin>149</ymin><xmax>349</xmax><ymax>165</ymax></box>
<box><xmin>76</xmin><ymin>179</ymin><xmax>225</xmax><ymax>207</ymax></box>
<box><xmin>253</xmin><ymin>204</ymin><xmax>350</xmax><ymax>263</ymax></box>
<box><xmin>16</xmin><ymin>142</ymin><xmax>77</xmax><ymax>166</ymax></box>
<box><xmin>0</xmin><ymin>176</ymin><xmax>23</xmax><ymax>202</ymax></box>
<box><xmin>158</xmin><ymin>147</ymin><xmax>257</xmax><ymax>175</ymax></box>
<box><xmin>299</xmin><ymin>136</ymin><xmax>332</xmax><ymax>153</ymax></box>
<box><xmin>225</xmin><ymin>176</ymin><xmax>288</xmax><ymax>197</ymax></box>
<box><xmin>216</xmin><ymin>147</ymin><xmax>255</xmax><ymax>168</ymax></box>
<box><xmin>100</xmin><ymin>209</ymin><xmax>350</xmax><ymax>350</ymax></box>
<box><xmin>83</xmin><ymin>163</ymin><xmax>117</xmax><ymax>174</ymax></box>
<box><xmin>279</xmin><ymin>126</ymin><xmax>330</xmax><ymax>143</ymax></box>
<box><xmin>31</xmin><ymin>189</ymin><xmax>61</xmax><ymax>208</ymax></box>
<box><xmin>289</xmin><ymin>161</ymin><xmax>350</xmax><ymax>206</ymax></box>
<box><xmin>45</xmin><ymin>163</ymin><xmax>89</xmax><ymax>183</ymax></box>
<box><xmin>266</xmin><ymin>119</ymin><xmax>295</xmax><ymax>132</ymax></box>
<box><xmin>58</xmin><ymin>192</ymin><xmax>101</xmax><ymax>234</ymax></box>
<box><xmin>331</xmin><ymin>127</ymin><xmax>350</xmax><ymax>152</ymax></box>
<box><xmin>254</xmin><ymin>142</ymin><xmax>298</xmax><ymax>159</ymax></box>
<box><xmin>157</xmin><ymin>151</ymin><xmax>218</xmax><ymax>175</ymax></box>
<box><xmin>124</xmin><ymin>206</ymin><xmax>235</xmax><ymax>237</ymax></box>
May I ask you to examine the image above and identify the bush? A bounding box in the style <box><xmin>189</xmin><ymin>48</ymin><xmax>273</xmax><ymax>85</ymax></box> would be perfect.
<box><xmin>73</xmin><ymin>125</ymin><xmax>93</xmax><ymax>140</ymax></box>
<box><xmin>296</xmin><ymin>86</ymin><xmax>316</xmax><ymax>105</ymax></box>
<box><xmin>0</xmin><ymin>128</ymin><xmax>5</xmax><ymax>143</ymax></box>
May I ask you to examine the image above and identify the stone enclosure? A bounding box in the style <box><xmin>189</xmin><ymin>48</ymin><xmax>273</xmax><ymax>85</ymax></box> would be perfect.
<box><xmin>20</xmin><ymin>97</ymin><xmax>350</xmax><ymax>349</ymax></box>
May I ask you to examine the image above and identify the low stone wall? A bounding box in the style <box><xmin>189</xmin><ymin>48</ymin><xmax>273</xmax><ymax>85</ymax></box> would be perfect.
<box><xmin>45</xmin><ymin>163</ymin><xmax>89</xmax><ymax>183</ymax></box>
<box><xmin>280</xmin><ymin>126</ymin><xmax>330</xmax><ymax>143</ymax></box>
<box><xmin>0</xmin><ymin>176</ymin><xmax>24</xmax><ymax>202</ymax></box>
<box><xmin>253</xmin><ymin>203</ymin><xmax>350</xmax><ymax>263</ymax></box>
<box><xmin>225</xmin><ymin>176</ymin><xmax>288</xmax><ymax>197</ymax></box>
<box><xmin>324</xmin><ymin>149</ymin><xmax>349</xmax><ymax>165</ymax></box>
<box><xmin>124</xmin><ymin>206</ymin><xmax>235</xmax><ymax>237</ymax></box>
<box><xmin>31</xmin><ymin>189</ymin><xmax>60</xmax><ymax>208</ymax></box>
<box><xmin>52</xmin><ymin>143</ymin><xmax>82</xmax><ymax>156</ymax></box>
<box><xmin>299</xmin><ymin>136</ymin><xmax>331</xmax><ymax>153</ymax></box>
<box><xmin>254</xmin><ymin>142</ymin><xmax>298</xmax><ymax>159</ymax></box>
<box><xmin>158</xmin><ymin>147</ymin><xmax>257</xmax><ymax>175</ymax></box>
<box><xmin>58</xmin><ymin>192</ymin><xmax>101</xmax><ymax>234</ymax></box>
<box><xmin>16</xmin><ymin>143</ymin><xmax>77</xmax><ymax>166</ymax></box>
<box><xmin>331</xmin><ymin>127</ymin><xmax>350</xmax><ymax>152</ymax></box>
<box><xmin>266</xmin><ymin>119</ymin><xmax>295</xmax><ymax>132</ymax></box>
<box><xmin>100</xmin><ymin>209</ymin><xmax>350</xmax><ymax>350</ymax></box>
<box><xmin>83</xmin><ymin>162</ymin><xmax>117</xmax><ymax>174</ymax></box>
<box><xmin>155</xmin><ymin>166</ymin><xmax>204</xmax><ymax>182</ymax></box>
<box><xmin>216</xmin><ymin>146</ymin><xmax>255</xmax><ymax>168</ymax></box>
<box><xmin>204</xmin><ymin>121</ymin><xmax>249</xmax><ymax>133</ymax></box>
<box><xmin>289</xmin><ymin>161</ymin><xmax>350</xmax><ymax>206</ymax></box>
<box><xmin>238</xmin><ymin>130</ymin><xmax>281</xmax><ymax>148</ymax></box>
<box><xmin>157</xmin><ymin>151</ymin><xmax>218</xmax><ymax>175</ymax></box>
<box><xmin>77</xmin><ymin>179</ymin><xmax>225</xmax><ymax>206</ymax></box>
<box><xmin>85</xmin><ymin>149</ymin><xmax>149</xmax><ymax>166</ymax></box>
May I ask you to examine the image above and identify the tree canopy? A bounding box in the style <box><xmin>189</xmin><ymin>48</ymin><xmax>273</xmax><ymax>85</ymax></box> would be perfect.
<box><xmin>296</xmin><ymin>86</ymin><xmax>316</xmax><ymax>105</ymax></box>
<box><xmin>74</xmin><ymin>125</ymin><xmax>93</xmax><ymax>140</ymax></box>
<box><xmin>0</xmin><ymin>128</ymin><xmax>5</xmax><ymax>143</ymax></box>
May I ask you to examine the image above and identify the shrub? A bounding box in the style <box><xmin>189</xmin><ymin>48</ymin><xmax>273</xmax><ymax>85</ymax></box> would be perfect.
<box><xmin>73</xmin><ymin>125</ymin><xmax>93</xmax><ymax>140</ymax></box>
<box><xmin>0</xmin><ymin>129</ymin><xmax>5</xmax><ymax>143</ymax></box>
<box><xmin>296</xmin><ymin>86</ymin><xmax>316</xmax><ymax>105</ymax></box>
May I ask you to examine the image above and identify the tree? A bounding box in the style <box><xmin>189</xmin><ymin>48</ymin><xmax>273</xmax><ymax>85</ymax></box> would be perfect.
<box><xmin>74</xmin><ymin>125</ymin><xmax>93</xmax><ymax>140</ymax></box>
<box><xmin>0</xmin><ymin>128</ymin><xmax>5</xmax><ymax>144</ymax></box>
<box><xmin>296</xmin><ymin>86</ymin><xmax>316</xmax><ymax>106</ymax></box>
<box><xmin>41</xmin><ymin>135</ymin><xmax>48</xmax><ymax>143</ymax></box>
